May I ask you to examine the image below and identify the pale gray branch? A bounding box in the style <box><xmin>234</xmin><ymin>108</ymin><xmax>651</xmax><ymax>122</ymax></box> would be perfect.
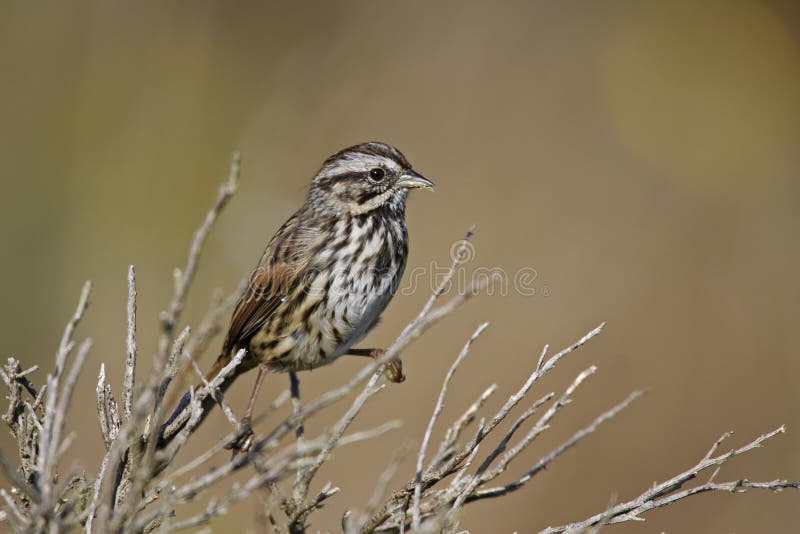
<box><xmin>412</xmin><ymin>322</ymin><xmax>489</xmax><ymax>529</ymax></box>
<box><xmin>37</xmin><ymin>281</ymin><xmax>91</xmax><ymax>505</ymax></box>
<box><xmin>158</xmin><ymin>152</ymin><xmax>240</xmax><ymax>352</ymax></box>
<box><xmin>123</xmin><ymin>265</ymin><xmax>137</xmax><ymax>420</ymax></box>
<box><xmin>538</xmin><ymin>426</ymin><xmax>795</xmax><ymax>533</ymax></box>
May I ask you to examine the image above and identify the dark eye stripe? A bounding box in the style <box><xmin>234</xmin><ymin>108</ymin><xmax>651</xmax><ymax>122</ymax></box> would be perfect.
<box><xmin>315</xmin><ymin>171</ymin><xmax>362</xmax><ymax>190</ymax></box>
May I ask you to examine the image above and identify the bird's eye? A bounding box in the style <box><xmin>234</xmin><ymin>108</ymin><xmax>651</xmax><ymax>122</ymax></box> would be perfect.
<box><xmin>368</xmin><ymin>168</ymin><xmax>386</xmax><ymax>182</ymax></box>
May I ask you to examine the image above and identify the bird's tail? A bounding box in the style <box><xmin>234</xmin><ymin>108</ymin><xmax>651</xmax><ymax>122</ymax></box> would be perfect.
<box><xmin>158</xmin><ymin>351</ymin><xmax>254</xmax><ymax>447</ymax></box>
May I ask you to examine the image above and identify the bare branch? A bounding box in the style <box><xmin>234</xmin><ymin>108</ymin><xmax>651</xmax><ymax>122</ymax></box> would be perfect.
<box><xmin>475</xmin><ymin>365</ymin><xmax>599</xmax><ymax>489</ymax></box>
<box><xmin>0</xmin><ymin>448</ymin><xmax>38</xmax><ymax>504</ymax></box>
<box><xmin>469</xmin><ymin>389</ymin><xmax>644</xmax><ymax>503</ymax></box>
<box><xmin>1</xmin><ymin>488</ymin><xmax>28</xmax><ymax>528</ymax></box>
<box><xmin>189</xmin><ymin>353</ymin><xmax>240</xmax><ymax>431</ymax></box>
<box><xmin>49</xmin><ymin>339</ymin><xmax>92</xmax><ymax>467</ymax></box>
<box><xmin>289</xmin><ymin>371</ymin><xmax>387</xmax><ymax>528</ymax></box>
<box><xmin>472</xmin><ymin>391</ymin><xmax>554</xmax><ymax>482</ymax></box>
<box><xmin>360</xmin><ymin>325</ymin><xmax>608</xmax><ymax>532</ymax></box>
<box><xmin>159</xmin><ymin>152</ymin><xmax>240</xmax><ymax>350</ymax></box>
<box><xmin>539</xmin><ymin>426</ymin><xmax>795</xmax><ymax>533</ymax></box>
<box><xmin>159</xmin><ymin>348</ymin><xmax>247</xmax><ymax>460</ymax></box>
<box><xmin>435</xmin><ymin>384</ymin><xmax>498</xmax><ymax>464</ymax></box>
<box><xmin>480</xmin><ymin>325</ymin><xmax>605</xmax><ymax>443</ymax></box>
<box><xmin>123</xmin><ymin>265</ymin><xmax>137</xmax><ymax>420</ymax></box>
<box><xmin>96</xmin><ymin>364</ymin><xmax>117</xmax><ymax>449</ymax></box>
<box><xmin>338</xmin><ymin>420</ymin><xmax>403</xmax><ymax>448</ymax></box>
<box><xmin>412</xmin><ymin>323</ymin><xmax>489</xmax><ymax>528</ymax></box>
<box><xmin>184</xmin><ymin>281</ymin><xmax>246</xmax><ymax>360</ymax></box>
<box><xmin>85</xmin><ymin>450</ymin><xmax>110</xmax><ymax>534</ymax></box>
<box><xmin>37</xmin><ymin>281</ymin><xmax>91</xmax><ymax>504</ymax></box>
<box><xmin>160</xmin><ymin>389</ymin><xmax>290</xmax><ymax>485</ymax></box>
<box><xmin>345</xmin><ymin>446</ymin><xmax>410</xmax><ymax>534</ymax></box>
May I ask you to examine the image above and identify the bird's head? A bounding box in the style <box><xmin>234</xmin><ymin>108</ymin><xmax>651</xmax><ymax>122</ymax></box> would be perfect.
<box><xmin>307</xmin><ymin>142</ymin><xmax>434</xmax><ymax>216</ymax></box>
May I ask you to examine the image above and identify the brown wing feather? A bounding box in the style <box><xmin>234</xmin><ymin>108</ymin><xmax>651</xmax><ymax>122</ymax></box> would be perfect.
<box><xmin>222</xmin><ymin>213</ymin><xmax>316</xmax><ymax>356</ymax></box>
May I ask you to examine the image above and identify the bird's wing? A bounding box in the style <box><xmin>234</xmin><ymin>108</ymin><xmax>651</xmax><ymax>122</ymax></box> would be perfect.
<box><xmin>223</xmin><ymin>213</ymin><xmax>318</xmax><ymax>353</ymax></box>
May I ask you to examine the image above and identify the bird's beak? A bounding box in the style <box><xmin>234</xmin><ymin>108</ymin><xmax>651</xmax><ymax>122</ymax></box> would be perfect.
<box><xmin>397</xmin><ymin>169</ymin><xmax>435</xmax><ymax>191</ymax></box>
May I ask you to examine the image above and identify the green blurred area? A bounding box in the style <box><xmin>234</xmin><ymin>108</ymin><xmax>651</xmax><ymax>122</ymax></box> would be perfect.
<box><xmin>2</xmin><ymin>1</ymin><xmax>800</xmax><ymax>531</ymax></box>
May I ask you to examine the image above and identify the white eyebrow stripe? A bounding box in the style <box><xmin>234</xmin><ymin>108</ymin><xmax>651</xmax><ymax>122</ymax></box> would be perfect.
<box><xmin>316</xmin><ymin>154</ymin><xmax>402</xmax><ymax>181</ymax></box>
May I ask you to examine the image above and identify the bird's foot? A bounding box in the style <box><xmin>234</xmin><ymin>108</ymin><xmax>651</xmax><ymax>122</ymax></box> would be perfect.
<box><xmin>225</xmin><ymin>416</ymin><xmax>255</xmax><ymax>456</ymax></box>
<box><xmin>371</xmin><ymin>349</ymin><xmax>405</xmax><ymax>383</ymax></box>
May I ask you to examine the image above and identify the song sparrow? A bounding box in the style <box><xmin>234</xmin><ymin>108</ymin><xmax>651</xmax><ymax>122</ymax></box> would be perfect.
<box><xmin>162</xmin><ymin>142</ymin><xmax>433</xmax><ymax>447</ymax></box>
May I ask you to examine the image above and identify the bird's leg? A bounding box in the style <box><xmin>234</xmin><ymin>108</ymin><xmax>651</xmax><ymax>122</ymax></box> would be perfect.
<box><xmin>226</xmin><ymin>367</ymin><xmax>267</xmax><ymax>454</ymax></box>
<box><xmin>347</xmin><ymin>348</ymin><xmax>405</xmax><ymax>383</ymax></box>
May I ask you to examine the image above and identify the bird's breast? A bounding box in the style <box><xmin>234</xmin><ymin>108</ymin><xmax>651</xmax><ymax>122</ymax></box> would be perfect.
<box><xmin>257</xmin><ymin>215</ymin><xmax>408</xmax><ymax>372</ymax></box>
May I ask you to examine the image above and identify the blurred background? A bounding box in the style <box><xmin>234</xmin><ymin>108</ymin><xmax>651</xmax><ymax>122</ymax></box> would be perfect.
<box><xmin>2</xmin><ymin>0</ymin><xmax>800</xmax><ymax>531</ymax></box>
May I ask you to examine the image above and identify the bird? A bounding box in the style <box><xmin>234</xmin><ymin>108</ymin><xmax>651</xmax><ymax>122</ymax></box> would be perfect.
<box><xmin>160</xmin><ymin>141</ymin><xmax>434</xmax><ymax>449</ymax></box>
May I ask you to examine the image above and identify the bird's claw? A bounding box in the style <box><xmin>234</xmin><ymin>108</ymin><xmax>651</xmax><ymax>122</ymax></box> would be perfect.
<box><xmin>225</xmin><ymin>417</ymin><xmax>255</xmax><ymax>455</ymax></box>
<box><xmin>384</xmin><ymin>358</ymin><xmax>405</xmax><ymax>383</ymax></box>
<box><xmin>369</xmin><ymin>348</ymin><xmax>405</xmax><ymax>383</ymax></box>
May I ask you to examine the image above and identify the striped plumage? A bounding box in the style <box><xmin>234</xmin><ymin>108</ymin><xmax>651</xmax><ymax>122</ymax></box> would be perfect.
<box><xmin>241</xmin><ymin>208</ymin><xmax>406</xmax><ymax>373</ymax></box>
<box><xmin>162</xmin><ymin>142</ymin><xmax>433</xmax><ymax>442</ymax></box>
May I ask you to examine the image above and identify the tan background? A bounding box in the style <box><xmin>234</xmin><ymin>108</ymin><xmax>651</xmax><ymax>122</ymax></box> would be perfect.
<box><xmin>2</xmin><ymin>1</ymin><xmax>800</xmax><ymax>532</ymax></box>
